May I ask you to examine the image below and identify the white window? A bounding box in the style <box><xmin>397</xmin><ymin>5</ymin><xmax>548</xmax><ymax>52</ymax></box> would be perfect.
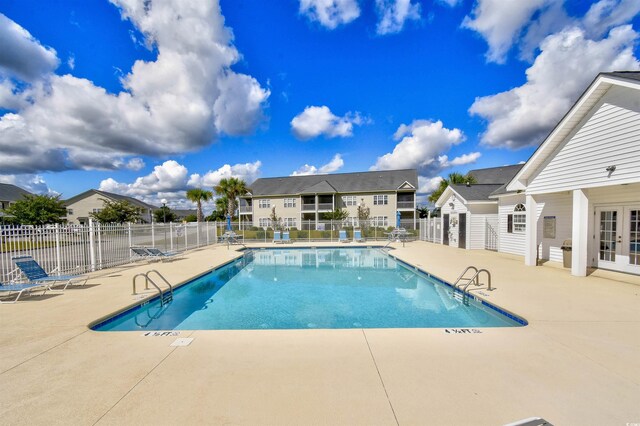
<box><xmin>258</xmin><ymin>199</ymin><xmax>271</xmax><ymax>209</ymax></box>
<box><xmin>513</xmin><ymin>203</ymin><xmax>526</xmax><ymax>233</ymax></box>
<box><xmin>258</xmin><ymin>218</ymin><xmax>271</xmax><ymax>227</ymax></box>
<box><xmin>67</xmin><ymin>209</ymin><xmax>73</xmax><ymax>215</ymax></box>
<box><xmin>373</xmin><ymin>195</ymin><xmax>388</xmax><ymax>205</ymax></box>
<box><xmin>342</xmin><ymin>196</ymin><xmax>356</xmax><ymax>206</ymax></box>
<box><xmin>284</xmin><ymin>198</ymin><xmax>296</xmax><ymax>208</ymax></box>
<box><xmin>373</xmin><ymin>216</ymin><xmax>388</xmax><ymax>227</ymax></box>
<box><xmin>283</xmin><ymin>218</ymin><xmax>296</xmax><ymax>228</ymax></box>
<box><xmin>92</xmin><ymin>208</ymin><xmax>102</xmax><ymax>213</ymax></box>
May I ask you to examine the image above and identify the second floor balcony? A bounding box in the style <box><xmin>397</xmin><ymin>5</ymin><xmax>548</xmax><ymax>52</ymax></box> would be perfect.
<box><xmin>397</xmin><ymin>200</ymin><xmax>414</xmax><ymax>209</ymax></box>
<box><xmin>239</xmin><ymin>206</ymin><xmax>253</xmax><ymax>214</ymax></box>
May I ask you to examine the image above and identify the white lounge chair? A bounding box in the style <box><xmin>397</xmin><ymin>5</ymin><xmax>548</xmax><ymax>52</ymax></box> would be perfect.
<box><xmin>354</xmin><ymin>228</ymin><xmax>365</xmax><ymax>242</ymax></box>
<box><xmin>339</xmin><ymin>229</ymin><xmax>350</xmax><ymax>243</ymax></box>
<box><xmin>12</xmin><ymin>255</ymin><xmax>88</xmax><ymax>290</ymax></box>
<box><xmin>0</xmin><ymin>282</ymin><xmax>48</xmax><ymax>304</ymax></box>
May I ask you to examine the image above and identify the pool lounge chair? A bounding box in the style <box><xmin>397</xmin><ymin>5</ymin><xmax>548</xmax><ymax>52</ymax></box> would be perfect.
<box><xmin>131</xmin><ymin>246</ymin><xmax>159</xmax><ymax>262</ymax></box>
<box><xmin>145</xmin><ymin>247</ymin><xmax>182</xmax><ymax>261</ymax></box>
<box><xmin>282</xmin><ymin>231</ymin><xmax>293</xmax><ymax>244</ymax></box>
<box><xmin>0</xmin><ymin>282</ymin><xmax>48</xmax><ymax>304</ymax></box>
<box><xmin>354</xmin><ymin>228</ymin><xmax>365</xmax><ymax>242</ymax></box>
<box><xmin>339</xmin><ymin>229</ymin><xmax>350</xmax><ymax>243</ymax></box>
<box><xmin>273</xmin><ymin>231</ymin><xmax>281</xmax><ymax>244</ymax></box>
<box><xmin>12</xmin><ymin>255</ymin><xmax>88</xmax><ymax>291</ymax></box>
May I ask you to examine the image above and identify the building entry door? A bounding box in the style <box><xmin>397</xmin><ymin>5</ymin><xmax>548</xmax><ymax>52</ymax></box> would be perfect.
<box><xmin>458</xmin><ymin>213</ymin><xmax>466</xmax><ymax>249</ymax></box>
<box><xmin>595</xmin><ymin>205</ymin><xmax>640</xmax><ymax>274</ymax></box>
<box><xmin>443</xmin><ymin>214</ymin><xmax>449</xmax><ymax>246</ymax></box>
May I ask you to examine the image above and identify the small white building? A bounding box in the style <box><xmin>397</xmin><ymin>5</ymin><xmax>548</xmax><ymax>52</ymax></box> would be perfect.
<box><xmin>435</xmin><ymin>165</ymin><xmax>522</xmax><ymax>250</ymax></box>
<box><xmin>503</xmin><ymin>71</ymin><xmax>640</xmax><ymax>276</ymax></box>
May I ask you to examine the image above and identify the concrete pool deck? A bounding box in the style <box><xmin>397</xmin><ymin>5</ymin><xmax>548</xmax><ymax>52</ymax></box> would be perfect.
<box><xmin>1</xmin><ymin>242</ymin><xmax>639</xmax><ymax>425</ymax></box>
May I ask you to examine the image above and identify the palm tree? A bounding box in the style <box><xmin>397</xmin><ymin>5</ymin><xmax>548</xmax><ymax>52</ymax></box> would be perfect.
<box><xmin>186</xmin><ymin>188</ymin><xmax>213</xmax><ymax>222</ymax></box>
<box><xmin>214</xmin><ymin>177</ymin><xmax>249</xmax><ymax>219</ymax></box>
<box><xmin>428</xmin><ymin>172</ymin><xmax>477</xmax><ymax>203</ymax></box>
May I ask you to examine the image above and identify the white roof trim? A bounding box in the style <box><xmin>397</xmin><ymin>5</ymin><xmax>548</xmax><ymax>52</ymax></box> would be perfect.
<box><xmin>434</xmin><ymin>186</ymin><xmax>468</xmax><ymax>207</ymax></box>
<box><xmin>506</xmin><ymin>73</ymin><xmax>640</xmax><ymax>192</ymax></box>
<box><xmin>397</xmin><ymin>181</ymin><xmax>416</xmax><ymax>190</ymax></box>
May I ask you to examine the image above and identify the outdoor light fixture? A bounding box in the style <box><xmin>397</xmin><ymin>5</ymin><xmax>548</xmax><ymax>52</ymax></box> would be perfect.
<box><xmin>606</xmin><ymin>165</ymin><xmax>616</xmax><ymax>177</ymax></box>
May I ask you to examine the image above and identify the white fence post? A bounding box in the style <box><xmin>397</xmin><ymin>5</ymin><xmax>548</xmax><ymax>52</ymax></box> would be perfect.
<box><xmin>184</xmin><ymin>224</ymin><xmax>188</xmax><ymax>249</ymax></box>
<box><xmin>151</xmin><ymin>221</ymin><xmax>155</xmax><ymax>248</ymax></box>
<box><xmin>206</xmin><ymin>222</ymin><xmax>209</xmax><ymax>245</ymax></box>
<box><xmin>97</xmin><ymin>222</ymin><xmax>103</xmax><ymax>269</ymax></box>
<box><xmin>127</xmin><ymin>222</ymin><xmax>132</xmax><ymax>255</ymax></box>
<box><xmin>197</xmin><ymin>222</ymin><xmax>200</xmax><ymax>247</ymax></box>
<box><xmin>55</xmin><ymin>223</ymin><xmax>62</xmax><ymax>273</ymax></box>
<box><xmin>88</xmin><ymin>218</ymin><xmax>96</xmax><ymax>272</ymax></box>
<box><xmin>170</xmin><ymin>222</ymin><xmax>174</xmax><ymax>251</ymax></box>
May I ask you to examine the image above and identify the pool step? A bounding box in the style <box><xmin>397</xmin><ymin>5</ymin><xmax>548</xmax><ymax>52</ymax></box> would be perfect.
<box><xmin>161</xmin><ymin>291</ymin><xmax>173</xmax><ymax>305</ymax></box>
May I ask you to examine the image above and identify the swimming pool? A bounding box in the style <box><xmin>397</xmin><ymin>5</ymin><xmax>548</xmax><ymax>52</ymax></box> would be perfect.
<box><xmin>93</xmin><ymin>248</ymin><xmax>526</xmax><ymax>331</ymax></box>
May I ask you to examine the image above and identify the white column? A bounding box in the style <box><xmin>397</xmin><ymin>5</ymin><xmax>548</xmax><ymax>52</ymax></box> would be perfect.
<box><xmin>524</xmin><ymin>194</ymin><xmax>538</xmax><ymax>266</ymax></box>
<box><xmin>572</xmin><ymin>189</ymin><xmax>589</xmax><ymax>277</ymax></box>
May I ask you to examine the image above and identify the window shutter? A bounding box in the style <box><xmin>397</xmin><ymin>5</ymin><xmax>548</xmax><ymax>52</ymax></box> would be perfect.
<box><xmin>507</xmin><ymin>214</ymin><xmax>513</xmax><ymax>233</ymax></box>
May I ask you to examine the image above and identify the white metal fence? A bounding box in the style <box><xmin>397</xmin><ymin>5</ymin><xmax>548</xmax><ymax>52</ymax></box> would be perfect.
<box><xmin>1</xmin><ymin>221</ymin><xmax>217</xmax><ymax>283</ymax></box>
<box><xmin>220</xmin><ymin>219</ymin><xmax>420</xmax><ymax>243</ymax></box>
<box><xmin>418</xmin><ymin>217</ymin><xmax>441</xmax><ymax>243</ymax></box>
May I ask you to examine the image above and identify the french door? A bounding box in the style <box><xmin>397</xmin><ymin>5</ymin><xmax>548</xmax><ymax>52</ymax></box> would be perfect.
<box><xmin>595</xmin><ymin>206</ymin><xmax>640</xmax><ymax>274</ymax></box>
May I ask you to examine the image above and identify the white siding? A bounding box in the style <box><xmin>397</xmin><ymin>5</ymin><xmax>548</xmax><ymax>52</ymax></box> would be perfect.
<box><xmin>498</xmin><ymin>194</ymin><xmax>527</xmax><ymax>256</ymax></box>
<box><xmin>469</xmin><ymin>214</ymin><xmax>498</xmax><ymax>250</ymax></box>
<box><xmin>534</xmin><ymin>193</ymin><xmax>573</xmax><ymax>263</ymax></box>
<box><xmin>440</xmin><ymin>193</ymin><xmax>467</xmax><ymax>248</ymax></box>
<box><xmin>528</xmin><ymin>86</ymin><xmax>640</xmax><ymax>194</ymax></box>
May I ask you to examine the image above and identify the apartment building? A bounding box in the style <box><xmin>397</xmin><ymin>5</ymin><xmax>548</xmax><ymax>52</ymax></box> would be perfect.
<box><xmin>239</xmin><ymin>169</ymin><xmax>417</xmax><ymax>229</ymax></box>
<box><xmin>0</xmin><ymin>183</ymin><xmax>32</xmax><ymax>211</ymax></box>
<box><xmin>64</xmin><ymin>189</ymin><xmax>157</xmax><ymax>224</ymax></box>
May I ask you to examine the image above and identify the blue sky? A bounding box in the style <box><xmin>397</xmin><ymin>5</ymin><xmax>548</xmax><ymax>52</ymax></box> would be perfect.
<box><xmin>0</xmin><ymin>0</ymin><xmax>639</xmax><ymax>208</ymax></box>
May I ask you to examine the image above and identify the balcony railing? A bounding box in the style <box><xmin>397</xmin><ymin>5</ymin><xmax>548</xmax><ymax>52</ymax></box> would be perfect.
<box><xmin>397</xmin><ymin>201</ymin><xmax>414</xmax><ymax>209</ymax></box>
<box><xmin>301</xmin><ymin>203</ymin><xmax>316</xmax><ymax>211</ymax></box>
<box><xmin>239</xmin><ymin>206</ymin><xmax>253</xmax><ymax>213</ymax></box>
<box><xmin>317</xmin><ymin>203</ymin><xmax>333</xmax><ymax>211</ymax></box>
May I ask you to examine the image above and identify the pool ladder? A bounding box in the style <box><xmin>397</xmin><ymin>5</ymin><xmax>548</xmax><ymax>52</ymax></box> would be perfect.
<box><xmin>132</xmin><ymin>269</ymin><xmax>174</xmax><ymax>306</ymax></box>
<box><xmin>452</xmin><ymin>266</ymin><xmax>492</xmax><ymax>296</ymax></box>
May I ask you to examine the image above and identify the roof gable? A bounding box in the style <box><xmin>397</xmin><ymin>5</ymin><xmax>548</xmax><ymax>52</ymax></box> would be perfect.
<box><xmin>507</xmin><ymin>72</ymin><xmax>640</xmax><ymax>191</ymax></box>
<box><xmin>300</xmin><ymin>180</ymin><xmax>337</xmax><ymax>194</ymax></box>
<box><xmin>64</xmin><ymin>189</ymin><xmax>157</xmax><ymax>209</ymax></box>
<box><xmin>0</xmin><ymin>183</ymin><xmax>32</xmax><ymax>202</ymax></box>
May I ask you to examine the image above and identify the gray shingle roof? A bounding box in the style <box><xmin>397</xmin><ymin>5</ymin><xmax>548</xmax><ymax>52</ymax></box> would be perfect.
<box><xmin>64</xmin><ymin>189</ymin><xmax>157</xmax><ymax>210</ymax></box>
<box><xmin>0</xmin><ymin>183</ymin><xmax>32</xmax><ymax>202</ymax></box>
<box><xmin>602</xmin><ymin>71</ymin><xmax>640</xmax><ymax>82</ymax></box>
<box><xmin>468</xmin><ymin>164</ymin><xmax>523</xmax><ymax>185</ymax></box>
<box><xmin>450</xmin><ymin>184</ymin><xmax>504</xmax><ymax>202</ymax></box>
<box><xmin>300</xmin><ymin>180</ymin><xmax>337</xmax><ymax>194</ymax></box>
<box><xmin>249</xmin><ymin>169</ymin><xmax>418</xmax><ymax>196</ymax></box>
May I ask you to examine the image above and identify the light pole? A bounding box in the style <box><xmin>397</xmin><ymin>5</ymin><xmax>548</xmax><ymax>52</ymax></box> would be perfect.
<box><xmin>161</xmin><ymin>198</ymin><xmax>168</xmax><ymax>250</ymax></box>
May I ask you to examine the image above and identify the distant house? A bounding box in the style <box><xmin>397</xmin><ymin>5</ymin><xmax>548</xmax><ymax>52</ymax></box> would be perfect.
<box><xmin>502</xmin><ymin>71</ymin><xmax>640</xmax><ymax>277</ymax></box>
<box><xmin>0</xmin><ymin>183</ymin><xmax>32</xmax><ymax>211</ymax></box>
<box><xmin>64</xmin><ymin>189</ymin><xmax>157</xmax><ymax>224</ymax></box>
<box><xmin>172</xmin><ymin>209</ymin><xmax>197</xmax><ymax>221</ymax></box>
<box><xmin>434</xmin><ymin>165</ymin><xmax>523</xmax><ymax>249</ymax></box>
<box><xmin>240</xmin><ymin>169</ymin><xmax>418</xmax><ymax>230</ymax></box>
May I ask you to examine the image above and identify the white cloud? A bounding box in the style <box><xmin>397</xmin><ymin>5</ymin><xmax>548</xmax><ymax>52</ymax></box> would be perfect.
<box><xmin>67</xmin><ymin>54</ymin><xmax>75</xmax><ymax>70</ymax></box>
<box><xmin>0</xmin><ymin>13</ymin><xmax>59</xmax><ymax>81</ymax></box>
<box><xmin>99</xmin><ymin>160</ymin><xmax>261</xmax><ymax>208</ymax></box>
<box><xmin>437</xmin><ymin>0</ymin><xmax>462</xmax><ymax>6</ymax></box>
<box><xmin>188</xmin><ymin>161</ymin><xmax>262</xmax><ymax>188</ymax></box>
<box><xmin>371</xmin><ymin>120</ymin><xmax>467</xmax><ymax>174</ymax></box>
<box><xmin>470</xmin><ymin>25</ymin><xmax>640</xmax><ymax>148</ymax></box>
<box><xmin>583</xmin><ymin>0</ymin><xmax>640</xmax><ymax>39</ymax></box>
<box><xmin>441</xmin><ymin>152</ymin><xmax>482</xmax><ymax>167</ymax></box>
<box><xmin>0</xmin><ymin>2</ymin><xmax>270</xmax><ymax>174</ymax></box>
<box><xmin>291</xmin><ymin>154</ymin><xmax>344</xmax><ymax>175</ymax></box>
<box><xmin>417</xmin><ymin>175</ymin><xmax>443</xmax><ymax>194</ymax></box>
<box><xmin>0</xmin><ymin>174</ymin><xmax>57</xmax><ymax>195</ymax></box>
<box><xmin>375</xmin><ymin>0</ymin><xmax>421</xmax><ymax>35</ymax></box>
<box><xmin>299</xmin><ymin>0</ymin><xmax>360</xmax><ymax>29</ymax></box>
<box><xmin>291</xmin><ymin>106</ymin><xmax>364</xmax><ymax>140</ymax></box>
<box><xmin>462</xmin><ymin>0</ymin><xmax>555</xmax><ymax>64</ymax></box>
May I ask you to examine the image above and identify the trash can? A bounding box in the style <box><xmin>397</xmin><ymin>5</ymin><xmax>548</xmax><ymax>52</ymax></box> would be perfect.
<box><xmin>561</xmin><ymin>239</ymin><xmax>572</xmax><ymax>268</ymax></box>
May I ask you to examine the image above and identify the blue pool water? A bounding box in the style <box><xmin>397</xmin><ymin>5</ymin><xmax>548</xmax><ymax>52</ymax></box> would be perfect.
<box><xmin>93</xmin><ymin>248</ymin><xmax>525</xmax><ymax>331</ymax></box>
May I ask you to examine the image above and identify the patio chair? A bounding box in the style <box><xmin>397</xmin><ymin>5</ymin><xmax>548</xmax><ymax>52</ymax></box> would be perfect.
<box><xmin>339</xmin><ymin>229</ymin><xmax>350</xmax><ymax>243</ymax></box>
<box><xmin>145</xmin><ymin>247</ymin><xmax>183</xmax><ymax>261</ymax></box>
<box><xmin>131</xmin><ymin>247</ymin><xmax>159</xmax><ymax>261</ymax></box>
<box><xmin>282</xmin><ymin>231</ymin><xmax>293</xmax><ymax>244</ymax></box>
<box><xmin>0</xmin><ymin>282</ymin><xmax>49</xmax><ymax>304</ymax></box>
<box><xmin>12</xmin><ymin>255</ymin><xmax>88</xmax><ymax>291</ymax></box>
<box><xmin>354</xmin><ymin>228</ymin><xmax>365</xmax><ymax>242</ymax></box>
<box><xmin>273</xmin><ymin>230</ymin><xmax>282</xmax><ymax>244</ymax></box>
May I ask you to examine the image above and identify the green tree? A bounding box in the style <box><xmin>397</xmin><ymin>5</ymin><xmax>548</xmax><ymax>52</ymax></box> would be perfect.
<box><xmin>183</xmin><ymin>214</ymin><xmax>197</xmax><ymax>222</ymax></box>
<box><xmin>214</xmin><ymin>178</ymin><xmax>248</xmax><ymax>219</ymax></box>
<box><xmin>428</xmin><ymin>173</ymin><xmax>477</xmax><ymax>203</ymax></box>
<box><xmin>416</xmin><ymin>206</ymin><xmax>430</xmax><ymax>219</ymax></box>
<box><xmin>90</xmin><ymin>199</ymin><xmax>141</xmax><ymax>224</ymax></box>
<box><xmin>186</xmin><ymin>188</ymin><xmax>213</xmax><ymax>223</ymax></box>
<box><xmin>153</xmin><ymin>206</ymin><xmax>177</xmax><ymax>223</ymax></box>
<box><xmin>322</xmin><ymin>208</ymin><xmax>349</xmax><ymax>221</ymax></box>
<box><xmin>3</xmin><ymin>194</ymin><xmax>67</xmax><ymax>225</ymax></box>
<box><xmin>357</xmin><ymin>200</ymin><xmax>370</xmax><ymax>228</ymax></box>
<box><xmin>269</xmin><ymin>206</ymin><xmax>282</xmax><ymax>230</ymax></box>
